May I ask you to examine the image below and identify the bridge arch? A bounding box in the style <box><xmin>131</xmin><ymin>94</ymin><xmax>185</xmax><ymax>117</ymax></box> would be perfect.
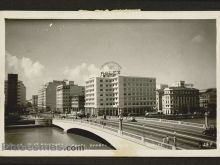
<box><xmin>67</xmin><ymin>128</ymin><xmax>116</xmax><ymax>149</ymax></box>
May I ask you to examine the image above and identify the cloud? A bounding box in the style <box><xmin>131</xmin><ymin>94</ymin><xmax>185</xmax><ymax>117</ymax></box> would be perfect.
<box><xmin>20</xmin><ymin>57</ymin><xmax>45</xmax><ymax>79</ymax></box>
<box><xmin>63</xmin><ymin>63</ymin><xmax>100</xmax><ymax>85</ymax></box>
<box><xmin>191</xmin><ymin>34</ymin><xmax>205</xmax><ymax>43</ymax></box>
<box><xmin>6</xmin><ymin>51</ymin><xmax>45</xmax><ymax>80</ymax></box>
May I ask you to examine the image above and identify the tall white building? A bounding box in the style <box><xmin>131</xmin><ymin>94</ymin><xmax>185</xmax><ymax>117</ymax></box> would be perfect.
<box><xmin>37</xmin><ymin>80</ymin><xmax>64</xmax><ymax>112</ymax></box>
<box><xmin>56</xmin><ymin>81</ymin><xmax>85</xmax><ymax>113</ymax></box>
<box><xmin>85</xmin><ymin>62</ymin><xmax>156</xmax><ymax>116</ymax></box>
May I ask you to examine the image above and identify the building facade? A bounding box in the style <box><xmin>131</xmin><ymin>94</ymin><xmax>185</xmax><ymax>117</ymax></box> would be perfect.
<box><xmin>5</xmin><ymin>74</ymin><xmax>26</xmax><ymax>113</ymax></box>
<box><xmin>199</xmin><ymin>88</ymin><xmax>216</xmax><ymax>115</ymax></box>
<box><xmin>56</xmin><ymin>81</ymin><xmax>85</xmax><ymax>113</ymax></box>
<box><xmin>37</xmin><ymin>80</ymin><xmax>64</xmax><ymax>112</ymax></box>
<box><xmin>162</xmin><ymin>81</ymin><xmax>199</xmax><ymax>115</ymax></box>
<box><xmin>32</xmin><ymin>95</ymin><xmax>38</xmax><ymax>111</ymax></box>
<box><xmin>156</xmin><ymin>84</ymin><xmax>168</xmax><ymax>112</ymax></box>
<box><xmin>85</xmin><ymin>74</ymin><xmax>156</xmax><ymax>116</ymax></box>
<box><xmin>71</xmin><ymin>95</ymin><xmax>85</xmax><ymax>112</ymax></box>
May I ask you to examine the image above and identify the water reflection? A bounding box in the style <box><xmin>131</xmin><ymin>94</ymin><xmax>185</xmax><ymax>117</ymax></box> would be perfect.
<box><xmin>5</xmin><ymin>127</ymin><xmax>111</xmax><ymax>150</ymax></box>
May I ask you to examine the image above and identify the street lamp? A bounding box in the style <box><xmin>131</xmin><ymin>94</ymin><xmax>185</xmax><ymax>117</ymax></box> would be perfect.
<box><xmin>118</xmin><ymin>108</ymin><xmax>123</xmax><ymax>135</ymax></box>
<box><xmin>204</xmin><ymin>111</ymin><xmax>209</xmax><ymax>128</ymax></box>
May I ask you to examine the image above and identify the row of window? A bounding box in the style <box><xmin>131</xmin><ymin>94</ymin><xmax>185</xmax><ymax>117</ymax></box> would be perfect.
<box><xmin>86</xmin><ymin>89</ymin><xmax>94</xmax><ymax>93</ymax></box>
<box><xmin>124</xmin><ymin>92</ymin><xmax>155</xmax><ymax>96</ymax></box>
<box><xmin>124</xmin><ymin>102</ymin><xmax>155</xmax><ymax>106</ymax></box>
<box><xmin>85</xmin><ymin>103</ymin><xmax>95</xmax><ymax>106</ymax></box>
<box><xmin>163</xmin><ymin>99</ymin><xmax>198</xmax><ymax>104</ymax></box>
<box><xmin>100</xmin><ymin>102</ymin><xmax>118</xmax><ymax>106</ymax></box>
<box><xmin>100</xmin><ymin>88</ymin><xmax>118</xmax><ymax>92</ymax></box>
<box><xmin>85</xmin><ymin>98</ymin><xmax>94</xmax><ymax>101</ymax></box>
<box><xmin>164</xmin><ymin>90</ymin><xmax>198</xmax><ymax>95</ymax></box>
<box><xmin>123</xmin><ymin>78</ymin><xmax>154</xmax><ymax>82</ymax></box>
<box><xmin>124</xmin><ymin>87</ymin><xmax>155</xmax><ymax>91</ymax></box>
<box><xmin>85</xmin><ymin>94</ymin><xmax>94</xmax><ymax>97</ymax></box>
<box><xmin>123</xmin><ymin>83</ymin><xmax>155</xmax><ymax>87</ymax></box>
<box><xmin>124</xmin><ymin>97</ymin><xmax>155</xmax><ymax>100</ymax></box>
<box><xmin>100</xmin><ymin>93</ymin><xmax>118</xmax><ymax>97</ymax></box>
<box><xmin>100</xmin><ymin>98</ymin><xmax>118</xmax><ymax>101</ymax></box>
<box><xmin>100</xmin><ymin>79</ymin><xmax>117</xmax><ymax>83</ymax></box>
<box><xmin>86</xmin><ymin>80</ymin><xmax>94</xmax><ymax>84</ymax></box>
<box><xmin>163</xmin><ymin>104</ymin><xmax>198</xmax><ymax>108</ymax></box>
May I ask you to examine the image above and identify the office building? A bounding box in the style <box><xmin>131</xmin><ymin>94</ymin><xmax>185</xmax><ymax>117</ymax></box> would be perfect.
<box><xmin>71</xmin><ymin>95</ymin><xmax>85</xmax><ymax>112</ymax></box>
<box><xmin>85</xmin><ymin>72</ymin><xmax>156</xmax><ymax>116</ymax></box>
<box><xmin>199</xmin><ymin>88</ymin><xmax>216</xmax><ymax>115</ymax></box>
<box><xmin>162</xmin><ymin>81</ymin><xmax>199</xmax><ymax>115</ymax></box>
<box><xmin>32</xmin><ymin>95</ymin><xmax>38</xmax><ymax>111</ymax></box>
<box><xmin>56</xmin><ymin>80</ymin><xmax>85</xmax><ymax>113</ymax></box>
<box><xmin>5</xmin><ymin>74</ymin><xmax>26</xmax><ymax>113</ymax></box>
<box><xmin>37</xmin><ymin>80</ymin><xmax>65</xmax><ymax>112</ymax></box>
<box><xmin>156</xmin><ymin>84</ymin><xmax>168</xmax><ymax>112</ymax></box>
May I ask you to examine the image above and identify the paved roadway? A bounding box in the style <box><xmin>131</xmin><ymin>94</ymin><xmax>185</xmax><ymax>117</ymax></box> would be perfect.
<box><xmin>85</xmin><ymin>118</ymin><xmax>216</xmax><ymax>150</ymax></box>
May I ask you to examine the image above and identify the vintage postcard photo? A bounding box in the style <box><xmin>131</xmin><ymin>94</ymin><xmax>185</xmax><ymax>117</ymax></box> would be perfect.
<box><xmin>0</xmin><ymin>11</ymin><xmax>219</xmax><ymax>157</ymax></box>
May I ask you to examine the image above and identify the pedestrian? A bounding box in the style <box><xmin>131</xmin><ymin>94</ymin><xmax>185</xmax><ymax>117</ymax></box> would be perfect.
<box><xmin>166</xmin><ymin>136</ymin><xmax>170</xmax><ymax>144</ymax></box>
<box><xmin>173</xmin><ymin>136</ymin><xmax>177</xmax><ymax>147</ymax></box>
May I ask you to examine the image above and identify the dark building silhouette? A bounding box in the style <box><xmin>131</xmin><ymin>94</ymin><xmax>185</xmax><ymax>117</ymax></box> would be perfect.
<box><xmin>6</xmin><ymin>74</ymin><xmax>18</xmax><ymax>113</ymax></box>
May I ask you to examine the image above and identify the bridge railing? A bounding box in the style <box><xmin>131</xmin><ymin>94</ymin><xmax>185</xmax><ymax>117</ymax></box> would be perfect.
<box><xmin>106</xmin><ymin>116</ymin><xmax>205</xmax><ymax>128</ymax></box>
<box><xmin>73</xmin><ymin>119</ymin><xmax>178</xmax><ymax>150</ymax></box>
<box><xmin>141</xmin><ymin>118</ymin><xmax>205</xmax><ymax>128</ymax></box>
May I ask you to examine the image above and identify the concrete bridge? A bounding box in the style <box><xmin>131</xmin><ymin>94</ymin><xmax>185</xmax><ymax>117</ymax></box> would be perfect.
<box><xmin>52</xmin><ymin>119</ymin><xmax>174</xmax><ymax>150</ymax></box>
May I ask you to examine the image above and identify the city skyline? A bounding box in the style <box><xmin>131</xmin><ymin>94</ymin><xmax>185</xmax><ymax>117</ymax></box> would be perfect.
<box><xmin>5</xmin><ymin>19</ymin><xmax>216</xmax><ymax>99</ymax></box>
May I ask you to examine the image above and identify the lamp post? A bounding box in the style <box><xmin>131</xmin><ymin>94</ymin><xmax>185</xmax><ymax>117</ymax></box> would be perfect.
<box><xmin>204</xmin><ymin>111</ymin><xmax>208</xmax><ymax>128</ymax></box>
<box><xmin>118</xmin><ymin>108</ymin><xmax>123</xmax><ymax>135</ymax></box>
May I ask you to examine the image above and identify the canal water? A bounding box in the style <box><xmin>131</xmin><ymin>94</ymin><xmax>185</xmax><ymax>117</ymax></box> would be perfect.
<box><xmin>5</xmin><ymin>127</ymin><xmax>111</xmax><ymax>150</ymax></box>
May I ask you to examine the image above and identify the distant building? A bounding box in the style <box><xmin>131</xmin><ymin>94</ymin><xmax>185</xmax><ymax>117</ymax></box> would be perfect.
<box><xmin>32</xmin><ymin>95</ymin><xmax>38</xmax><ymax>111</ymax></box>
<box><xmin>162</xmin><ymin>81</ymin><xmax>199</xmax><ymax>115</ymax></box>
<box><xmin>85</xmin><ymin>62</ymin><xmax>156</xmax><ymax>116</ymax></box>
<box><xmin>56</xmin><ymin>81</ymin><xmax>85</xmax><ymax>113</ymax></box>
<box><xmin>156</xmin><ymin>84</ymin><xmax>168</xmax><ymax>112</ymax></box>
<box><xmin>171</xmin><ymin>81</ymin><xmax>194</xmax><ymax>88</ymax></box>
<box><xmin>199</xmin><ymin>88</ymin><xmax>216</xmax><ymax>115</ymax></box>
<box><xmin>5</xmin><ymin>74</ymin><xmax>26</xmax><ymax>113</ymax></box>
<box><xmin>37</xmin><ymin>80</ymin><xmax>65</xmax><ymax>112</ymax></box>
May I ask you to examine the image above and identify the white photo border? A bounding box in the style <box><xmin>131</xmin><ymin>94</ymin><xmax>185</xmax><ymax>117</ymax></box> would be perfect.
<box><xmin>0</xmin><ymin>11</ymin><xmax>219</xmax><ymax>157</ymax></box>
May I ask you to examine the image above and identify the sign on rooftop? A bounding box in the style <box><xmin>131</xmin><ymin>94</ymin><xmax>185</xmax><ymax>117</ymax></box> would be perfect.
<box><xmin>100</xmin><ymin>61</ymin><xmax>122</xmax><ymax>77</ymax></box>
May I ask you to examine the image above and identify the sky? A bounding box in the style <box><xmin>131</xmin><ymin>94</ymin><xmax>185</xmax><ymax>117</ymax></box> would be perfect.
<box><xmin>5</xmin><ymin>19</ymin><xmax>216</xmax><ymax>99</ymax></box>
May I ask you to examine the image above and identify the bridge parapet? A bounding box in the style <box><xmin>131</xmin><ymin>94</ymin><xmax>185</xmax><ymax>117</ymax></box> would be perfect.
<box><xmin>52</xmin><ymin>119</ymin><xmax>177</xmax><ymax>150</ymax></box>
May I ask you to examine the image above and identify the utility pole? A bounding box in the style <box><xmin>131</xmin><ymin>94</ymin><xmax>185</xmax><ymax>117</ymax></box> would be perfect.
<box><xmin>118</xmin><ymin>108</ymin><xmax>123</xmax><ymax>135</ymax></box>
<box><xmin>204</xmin><ymin>111</ymin><xmax>208</xmax><ymax>128</ymax></box>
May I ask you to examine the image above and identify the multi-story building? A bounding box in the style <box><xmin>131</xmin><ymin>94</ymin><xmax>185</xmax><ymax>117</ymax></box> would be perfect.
<box><xmin>32</xmin><ymin>95</ymin><xmax>38</xmax><ymax>111</ymax></box>
<box><xmin>156</xmin><ymin>84</ymin><xmax>168</xmax><ymax>112</ymax></box>
<box><xmin>162</xmin><ymin>81</ymin><xmax>199</xmax><ymax>115</ymax></box>
<box><xmin>71</xmin><ymin>95</ymin><xmax>85</xmax><ymax>112</ymax></box>
<box><xmin>56</xmin><ymin>81</ymin><xmax>85</xmax><ymax>113</ymax></box>
<box><xmin>37</xmin><ymin>80</ymin><xmax>64</xmax><ymax>112</ymax></box>
<box><xmin>85</xmin><ymin>72</ymin><xmax>156</xmax><ymax>116</ymax></box>
<box><xmin>5</xmin><ymin>74</ymin><xmax>26</xmax><ymax>113</ymax></box>
<box><xmin>17</xmin><ymin>81</ymin><xmax>26</xmax><ymax>106</ymax></box>
<box><xmin>199</xmin><ymin>88</ymin><xmax>216</xmax><ymax>115</ymax></box>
